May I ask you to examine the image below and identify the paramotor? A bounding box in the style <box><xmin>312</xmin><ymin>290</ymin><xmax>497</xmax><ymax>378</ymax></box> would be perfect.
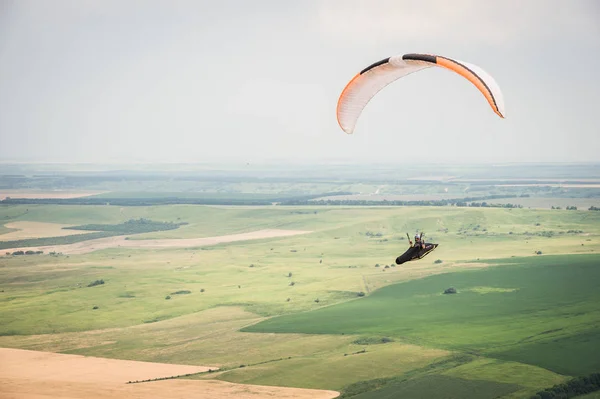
<box><xmin>395</xmin><ymin>232</ymin><xmax>439</xmax><ymax>265</ymax></box>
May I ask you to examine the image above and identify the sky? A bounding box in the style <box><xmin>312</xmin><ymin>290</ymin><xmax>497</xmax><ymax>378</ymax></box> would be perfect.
<box><xmin>0</xmin><ymin>0</ymin><xmax>599</xmax><ymax>165</ymax></box>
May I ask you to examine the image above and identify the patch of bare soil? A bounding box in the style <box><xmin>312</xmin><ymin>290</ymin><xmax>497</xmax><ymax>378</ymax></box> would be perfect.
<box><xmin>0</xmin><ymin>348</ymin><xmax>340</xmax><ymax>399</ymax></box>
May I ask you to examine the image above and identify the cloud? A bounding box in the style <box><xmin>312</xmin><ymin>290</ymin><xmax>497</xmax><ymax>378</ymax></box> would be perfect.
<box><xmin>316</xmin><ymin>0</ymin><xmax>600</xmax><ymax>47</ymax></box>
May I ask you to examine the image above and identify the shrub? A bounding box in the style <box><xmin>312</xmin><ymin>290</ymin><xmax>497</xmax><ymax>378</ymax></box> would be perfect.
<box><xmin>88</xmin><ymin>279</ymin><xmax>105</xmax><ymax>287</ymax></box>
<box><xmin>357</xmin><ymin>292</ymin><xmax>365</xmax><ymax>297</ymax></box>
<box><xmin>165</xmin><ymin>295</ymin><xmax>171</xmax><ymax>300</ymax></box>
<box><xmin>443</xmin><ymin>287</ymin><xmax>457</xmax><ymax>294</ymax></box>
<box><xmin>434</xmin><ymin>259</ymin><xmax>442</xmax><ymax>264</ymax></box>
<box><xmin>170</xmin><ymin>290</ymin><xmax>191</xmax><ymax>295</ymax></box>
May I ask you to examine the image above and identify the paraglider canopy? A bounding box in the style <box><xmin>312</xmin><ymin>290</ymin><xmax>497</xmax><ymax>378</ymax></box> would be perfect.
<box><xmin>336</xmin><ymin>53</ymin><xmax>506</xmax><ymax>134</ymax></box>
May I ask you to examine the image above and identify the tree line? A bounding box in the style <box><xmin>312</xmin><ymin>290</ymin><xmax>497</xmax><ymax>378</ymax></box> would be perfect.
<box><xmin>69</xmin><ymin>217</ymin><xmax>186</xmax><ymax>234</ymax></box>
<box><xmin>0</xmin><ymin>192</ymin><xmax>353</xmax><ymax>206</ymax></box>
<box><xmin>530</xmin><ymin>372</ymin><xmax>600</xmax><ymax>398</ymax></box>
<box><xmin>281</xmin><ymin>195</ymin><xmax>526</xmax><ymax>208</ymax></box>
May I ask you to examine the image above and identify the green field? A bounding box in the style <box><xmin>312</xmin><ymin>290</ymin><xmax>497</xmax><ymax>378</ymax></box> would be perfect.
<box><xmin>244</xmin><ymin>254</ymin><xmax>600</xmax><ymax>376</ymax></box>
<box><xmin>1</xmin><ymin>198</ymin><xmax>600</xmax><ymax>398</ymax></box>
<box><xmin>345</xmin><ymin>374</ymin><xmax>522</xmax><ymax>399</ymax></box>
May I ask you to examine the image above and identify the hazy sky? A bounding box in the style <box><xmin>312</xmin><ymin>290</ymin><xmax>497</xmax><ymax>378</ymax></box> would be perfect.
<box><xmin>1</xmin><ymin>0</ymin><xmax>599</xmax><ymax>164</ymax></box>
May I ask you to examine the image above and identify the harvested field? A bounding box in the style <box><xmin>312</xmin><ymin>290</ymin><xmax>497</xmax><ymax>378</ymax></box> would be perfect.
<box><xmin>0</xmin><ymin>348</ymin><xmax>340</xmax><ymax>399</ymax></box>
<box><xmin>0</xmin><ymin>221</ymin><xmax>94</xmax><ymax>240</ymax></box>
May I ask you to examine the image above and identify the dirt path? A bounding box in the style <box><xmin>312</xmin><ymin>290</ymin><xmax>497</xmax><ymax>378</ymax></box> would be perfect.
<box><xmin>0</xmin><ymin>348</ymin><xmax>340</xmax><ymax>399</ymax></box>
<box><xmin>2</xmin><ymin>229</ymin><xmax>312</xmax><ymax>255</ymax></box>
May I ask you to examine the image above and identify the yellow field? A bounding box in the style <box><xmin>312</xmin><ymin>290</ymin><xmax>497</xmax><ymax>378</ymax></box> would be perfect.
<box><xmin>0</xmin><ymin>221</ymin><xmax>97</xmax><ymax>240</ymax></box>
<box><xmin>0</xmin><ymin>348</ymin><xmax>340</xmax><ymax>399</ymax></box>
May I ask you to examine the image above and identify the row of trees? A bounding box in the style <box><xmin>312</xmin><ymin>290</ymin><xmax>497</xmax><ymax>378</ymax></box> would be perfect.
<box><xmin>69</xmin><ymin>218</ymin><xmax>187</xmax><ymax>233</ymax></box>
<box><xmin>6</xmin><ymin>250</ymin><xmax>43</xmax><ymax>255</ymax></box>
<box><xmin>284</xmin><ymin>199</ymin><xmax>525</xmax><ymax>208</ymax></box>
<box><xmin>552</xmin><ymin>205</ymin><xmax>600</xmax><ymax>210</ymax></box>
<box><xmin>0</xmin><ymin>192</ymin><xmax>353</xmax><ymax>206</ymax></box>
<box><xmin>282</xmin><ymin>194</ymin><xmax>525</xmax><ymax>207</ymax></box>
<box><xmin>531</xmin><ymin>372</ymin><xmax>600</xmax><ymax>398</ymax></box>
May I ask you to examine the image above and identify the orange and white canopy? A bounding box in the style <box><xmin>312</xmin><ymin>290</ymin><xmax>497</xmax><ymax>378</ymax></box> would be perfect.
<box><xmin>336</xmin><ymin>53</ymin><xmax>506</xmax><ymax>134</ymax></box>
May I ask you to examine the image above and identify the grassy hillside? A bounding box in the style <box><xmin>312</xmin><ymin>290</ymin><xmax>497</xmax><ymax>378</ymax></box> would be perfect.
<box><xmin>1</xmin><ymin>203</ymin><xmax>599</xmax><ymax>398</ymax></box>
<box><xmin>243</xmin><ymin>254</ymin><xmax>600</xmax><ymax>378</ymax></box>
